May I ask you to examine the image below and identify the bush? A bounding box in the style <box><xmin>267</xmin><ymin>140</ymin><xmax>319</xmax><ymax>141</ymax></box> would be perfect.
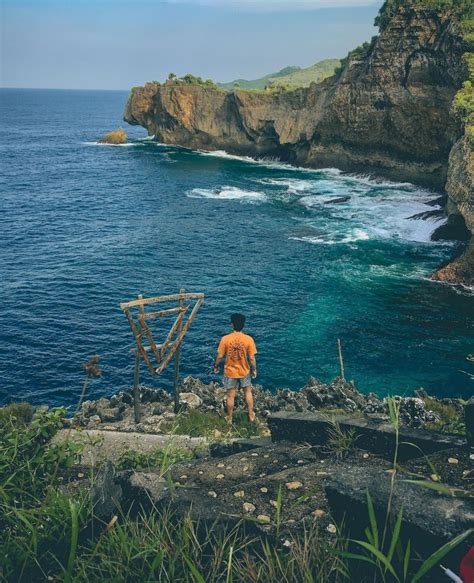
<box><xmin>0</xmin><ymin>402</ymin><xmax>33</xmax><ymax>429</ymax></box>
<box><xmin>423</xmin><ymin>397</ymin><xmax>466</xmax><ymax>435</ymax></box>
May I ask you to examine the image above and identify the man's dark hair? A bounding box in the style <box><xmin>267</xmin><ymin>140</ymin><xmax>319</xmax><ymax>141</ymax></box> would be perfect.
<box><xmin>231</xmin><ymin>313</ymin><xmax>246</xmax><ymax>331</ymax></box>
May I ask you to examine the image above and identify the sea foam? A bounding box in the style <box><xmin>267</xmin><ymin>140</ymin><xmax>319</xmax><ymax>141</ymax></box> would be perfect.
<box><xmin>187</xmin><ymin>186</ymin><xmax>265</xmax><ymax>202</ymax></box>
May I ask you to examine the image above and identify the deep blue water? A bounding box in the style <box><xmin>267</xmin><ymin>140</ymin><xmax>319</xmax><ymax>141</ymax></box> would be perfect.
<box><xmin>1</xmin><ymin>88</ymin><xmax>472</xmax><ymax>407</ymax></box>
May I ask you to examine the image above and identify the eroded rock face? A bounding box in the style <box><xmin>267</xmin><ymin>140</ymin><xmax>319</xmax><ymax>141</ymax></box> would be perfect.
<box><xmin>124</xmin><ymin>6</ymin><xmax>464</xmax><ymax>190</ymax></box>
<box><xmin>432</xmin><ymin>136</ymin><xmax>474</xmax><ymax>286</ymax></box>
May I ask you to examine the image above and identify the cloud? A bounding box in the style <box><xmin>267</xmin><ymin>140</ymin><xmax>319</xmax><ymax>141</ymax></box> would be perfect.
<box><xmin>164</xmin><ymin>0</ymin><xmax>379</xmax><ymax>11</ymax></box>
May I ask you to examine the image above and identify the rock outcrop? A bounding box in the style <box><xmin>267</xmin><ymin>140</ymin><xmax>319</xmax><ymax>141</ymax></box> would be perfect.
<box><xmin>72</xmin><ymin>375</ymin><xmax>462</xmax><ymax>433</ymax></box>
<box><xmin>99</xmin><ymin>127</ymin><xmax>128</xmax><ymax>144</ymax></box>
<box><xmin>432</xmin><ymin>135</ymin><xmax>474</xmax><ymax>285</ymax></box>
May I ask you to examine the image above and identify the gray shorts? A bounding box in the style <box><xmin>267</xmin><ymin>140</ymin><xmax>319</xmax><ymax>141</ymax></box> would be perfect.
<box><xmin>223</xmin><ymin>374</ymin><xmax>252</xmax><ymax>390</ymax></box>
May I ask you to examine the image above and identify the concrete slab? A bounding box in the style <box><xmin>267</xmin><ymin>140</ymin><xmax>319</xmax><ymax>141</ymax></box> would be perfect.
<box><xmin>268</xmin><ymin>412</ymin><xmax>466</xmax><ymax>460</ymax></box>
<box><xmin>51</xmin><ymin>429</ymin><xmax>208</xmax><ymax>466</ymax></box>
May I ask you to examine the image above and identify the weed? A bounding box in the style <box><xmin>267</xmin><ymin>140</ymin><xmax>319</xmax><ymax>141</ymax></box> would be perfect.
<box><xmin>116</xmin><ymin>446</ymin><xmax>193</xmax><ymax>473</ymax></box>
<box><xmin>325</xmin><ymin>419</ymin><xmax>358</xmax><ymax>460</ymax></box>
<box><xmin>161</xmin><ymin>409</ymin><xmax>262</xmax><ymax>439</ymax></box>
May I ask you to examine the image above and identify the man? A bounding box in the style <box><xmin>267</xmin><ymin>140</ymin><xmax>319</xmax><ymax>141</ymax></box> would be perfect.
<box><xmin>214</xmin><ymin>313</ymin><xmax>257</xmax><ymax>424</ymax></box>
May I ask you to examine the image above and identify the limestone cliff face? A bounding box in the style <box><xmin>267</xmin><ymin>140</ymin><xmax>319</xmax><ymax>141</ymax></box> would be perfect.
<box><xmin>125</xmin><ymin>6</ymin><xmax>465</xmax><ymax>189</ymax></box>
<box><xmin>432</xmin><ymin>136</ymin><xmax>474</xmax><ymax>286</ymax></box>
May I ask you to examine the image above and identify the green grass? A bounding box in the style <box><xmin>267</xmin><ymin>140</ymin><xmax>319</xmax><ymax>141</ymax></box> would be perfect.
<box><xmin>116</xmin><ymin>446</ymin><xmax>194</xmax><ymax>472</ymax></box>
<box><xmin>219</xmin><ymin>59</ymin><xmax>340</xmax><ymax>92</ymax></box>
<box><xmin>423</xmin><ymin>398</ymin><xmax>466</xmax><ymax>435</ymax></box>
<box><xmin>160</xmin><ymin>409</ymin><xmax>264</xmax><ymax>439</ymax></box>
<box><xmin>0</xmin><ymin>402</ymin><xmax>33</xmax><ymax>429</ymax></box>
<box><xmin>325</xmin><ymin>420</ymin><xmax>359</xmax><ymax>460</ymax></box>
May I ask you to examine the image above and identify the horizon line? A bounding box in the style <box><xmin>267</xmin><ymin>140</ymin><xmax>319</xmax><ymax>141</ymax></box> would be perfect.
<box><xmin>0</xmin><ymin>86</ymin><xmax>132</xmax><ymax>92</ymax></box>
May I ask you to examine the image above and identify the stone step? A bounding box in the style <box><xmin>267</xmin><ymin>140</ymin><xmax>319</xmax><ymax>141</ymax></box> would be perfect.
<box><xmin>268</xmin><ymin>412</ymin><xmax>466</xmax><ymax>461</ymax></box>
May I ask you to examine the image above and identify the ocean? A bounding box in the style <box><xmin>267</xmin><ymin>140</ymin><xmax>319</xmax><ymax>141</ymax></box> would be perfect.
<box><xmin>1</xmin><ymin>88</ymin><xmax>472</xmax><ymax>408</ymax></box>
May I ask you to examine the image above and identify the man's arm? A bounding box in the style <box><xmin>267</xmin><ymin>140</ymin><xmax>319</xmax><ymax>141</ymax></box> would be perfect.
<box><xmin>250</xmin><ymin>355</ymin><xmax>257</xmax><ymax>379</ymax></box>
<box><xmin>214</xmin><ymin>337</ymin><xmax>226</xmax><ymax>374</ymax></box>
<box><xmin>214</xmin><ymin>354</ymin><xmax>224</xmax><ymax>374</ymax></box>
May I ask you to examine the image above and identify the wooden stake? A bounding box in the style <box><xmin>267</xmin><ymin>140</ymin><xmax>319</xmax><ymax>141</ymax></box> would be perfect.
<box><xmin>337</xmin><ymin>338</ymin><xmax>345</xmax><ymax>381</ymax></box>
<box><xmin>173</xmin><ymin>288</ymin><xmax>185</xmax><ymax>413</ymax></box>
<box><xmin>133</xmin><ymin>349</ymin><xmax>141</xmax><ymax>423</ymax></box>
<box><xmin>155</xmin><ymin>295</ymin><xmax>204</xmax><ymax>374</ymax></box>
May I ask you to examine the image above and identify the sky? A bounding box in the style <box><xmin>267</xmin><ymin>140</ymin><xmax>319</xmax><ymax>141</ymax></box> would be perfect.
<box><xmin>1</xmin><ymin>0</ymin><xmax>383</xmax><ymax>90</ymax></box>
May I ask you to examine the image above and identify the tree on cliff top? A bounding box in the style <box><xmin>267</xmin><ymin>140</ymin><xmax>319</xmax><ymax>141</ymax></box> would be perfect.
<box><xmin>376</xmin><ymin>0</ymin><xmax>474</xmax><ymax>31</ymax></box>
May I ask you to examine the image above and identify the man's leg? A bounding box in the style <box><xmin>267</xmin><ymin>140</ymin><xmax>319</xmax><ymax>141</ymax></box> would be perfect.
<box><xmin>226</xmin><ymin>388</ymin><xmax>236</xmax><ymax>423</ymax></box>
<box><xmin>243</xmin><ymin>385</ymin><xmax>255</xmax><ymax>422</ymax></box>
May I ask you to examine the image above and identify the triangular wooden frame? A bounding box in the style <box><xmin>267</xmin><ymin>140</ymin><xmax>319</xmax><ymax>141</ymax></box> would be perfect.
<box><xmin>120</xmin><ymin>292</ymin><xmax>205</xmax><ymax>375</ymax></box>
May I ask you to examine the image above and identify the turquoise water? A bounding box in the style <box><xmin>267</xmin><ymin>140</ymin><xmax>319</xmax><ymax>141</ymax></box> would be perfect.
<box><xmin>1</xmin><ymin>88</ymin><xmax>472</xmax><ymax>407</ymax></box>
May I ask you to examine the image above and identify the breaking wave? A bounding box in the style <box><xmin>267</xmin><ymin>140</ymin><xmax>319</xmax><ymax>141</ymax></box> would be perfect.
<box><xmin>187</xmin><ymin>186</ymin><xmax>265</xmax><ymax>202</ymax></box>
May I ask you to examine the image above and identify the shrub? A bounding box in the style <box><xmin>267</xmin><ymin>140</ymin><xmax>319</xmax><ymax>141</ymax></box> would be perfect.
<box><xmin>423</xmin><ymin>397</ymin><xmax>466</xmax><ymax>435</ymax></box>
<box><xmin>0</xmin><ymin>402</ymin><xmax>33</xmax><ymax>429</ymax></box>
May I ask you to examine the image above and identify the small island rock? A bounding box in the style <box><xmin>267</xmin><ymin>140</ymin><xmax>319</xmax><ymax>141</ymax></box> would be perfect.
<box><xmin>99</xmin><ymin>128</ymin><xmax>128</xmax><ymax>144</ymax></box>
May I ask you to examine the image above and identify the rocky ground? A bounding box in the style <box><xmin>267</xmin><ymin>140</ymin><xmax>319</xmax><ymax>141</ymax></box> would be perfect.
<box><xmin>52</xmin><ymin>375</ymin><xmax>473</xmax><ymax>582</ymax></box>
<box><xmin>72</xmin><ymin>375</ymin><xmax>464</xmax><ymax>434</ymax></box>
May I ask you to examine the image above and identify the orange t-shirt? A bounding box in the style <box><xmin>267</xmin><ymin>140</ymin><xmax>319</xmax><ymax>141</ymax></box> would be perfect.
<box><xmin>217</xmin><ymin>331</ymin><xmax>257</xmax><ymax>378</ymax></box>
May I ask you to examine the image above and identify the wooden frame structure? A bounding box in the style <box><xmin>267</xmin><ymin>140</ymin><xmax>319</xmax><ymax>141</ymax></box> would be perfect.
<box><xmin>120</xmin><ymin>289</ymin><xmax>205</xmax><ymax>421</ymax></box>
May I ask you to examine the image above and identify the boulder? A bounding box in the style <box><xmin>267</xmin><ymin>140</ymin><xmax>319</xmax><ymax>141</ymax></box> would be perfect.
<box><xmin>179</xmin><ymin>392</ymin><xmax>203</xmax><ymax>409</ymax></box>
<box><xmin>90</xmin><ymin>461</ymin><xmax>122</xmax><ymax>519</ymax></box>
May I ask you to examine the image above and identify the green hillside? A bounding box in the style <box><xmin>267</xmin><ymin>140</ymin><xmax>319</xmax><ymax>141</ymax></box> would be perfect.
<box><xmin>219</xmin><ymin>59</ymin><xmax>340</xmax><ymax>91</ymax></box>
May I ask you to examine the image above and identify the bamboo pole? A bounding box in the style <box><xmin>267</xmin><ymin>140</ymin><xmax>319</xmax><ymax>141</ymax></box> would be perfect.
<box><xmin>160</xmin><ymin>307</ymin><xmax>189</xmax><ymax>358</ymax></box>
<box><xmin>133</xmin><ymin>349</ymin><xmax>141</xmax><ymax>423</ymax></box>
<box><xmin>173</xmin><ymin>288</ymin><xmax>185</xmax><ymax>413</ymax></box>
<box><xmin>337</xmin><ymin>338</ymin><xmax>345</xmax><ymax>381</ymax></box>
<box><xmin>123</xmin><ymin>307</ymin><xmax>155</xmax><ymax>374</ymax></box>
<box><xmin>155</xmin><ymin>295</ymin><xmax>204</xmax><ymax>374</ymax></box>
<box><xmin>120</xmin><ymin>292</ymin><xmax>204</xmax><ymax>310</ymax></box>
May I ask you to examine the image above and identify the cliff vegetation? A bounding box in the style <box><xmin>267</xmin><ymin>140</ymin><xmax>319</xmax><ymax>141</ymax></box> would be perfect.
<box><xmin>219</xmin><ymin>59</ymin><xmax>341</xmax><ymax>92</ymax></box>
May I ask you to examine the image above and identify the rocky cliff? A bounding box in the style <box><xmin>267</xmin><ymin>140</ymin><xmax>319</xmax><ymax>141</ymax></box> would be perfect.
<box><xmin>124</xmin><ymin>2</ymin><xmax>473</xmax><ymax>284</ymax></box>
<box><xmin>432</xmin><ymin>135</ymin><xmax>474</xmax><ymax>285</ymax></box>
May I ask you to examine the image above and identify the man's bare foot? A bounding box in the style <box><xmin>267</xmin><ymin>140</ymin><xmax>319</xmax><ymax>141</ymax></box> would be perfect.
<box><xmin>248</xmin><ymin>411</ymin><xmax>256</xmax><ymax>423</ymax></box>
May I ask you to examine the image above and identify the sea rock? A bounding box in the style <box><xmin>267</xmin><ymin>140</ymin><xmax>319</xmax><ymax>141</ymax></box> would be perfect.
<box><xmin>71</xmin><ymin>373</ymin><xmax>462</xmax><ymax>433</ymax></box>
<box><xmin>98</xmin><ymin>128</ymin><xmax>128</xmax><ymax>145</ymax></box>
<box><xmin>323</xmin><ymin>196</ymin><xmax>351</xmax><ymax>204</ymax></box>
